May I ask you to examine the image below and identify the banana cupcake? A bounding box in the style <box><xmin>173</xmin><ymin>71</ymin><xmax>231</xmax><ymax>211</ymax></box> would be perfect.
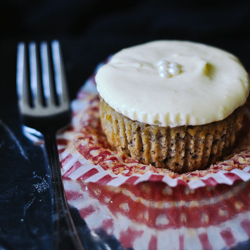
<box><xmin>96</xmin><ymin>41</ymin><xmax>249</xmax><ymax>173</ymax></box>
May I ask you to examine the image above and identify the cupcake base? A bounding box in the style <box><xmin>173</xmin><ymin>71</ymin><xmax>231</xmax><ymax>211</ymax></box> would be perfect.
<box><xmin>100</xmin><ymin>98</ymin><xmax>244</xmax><ymax>173</ymax></box>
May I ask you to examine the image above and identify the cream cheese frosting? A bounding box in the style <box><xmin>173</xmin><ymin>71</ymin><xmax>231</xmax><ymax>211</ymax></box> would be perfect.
<box><xmin>96</xmin><ymin>40</ymin><xmax>249</xmax><ymax>127</ymax></box>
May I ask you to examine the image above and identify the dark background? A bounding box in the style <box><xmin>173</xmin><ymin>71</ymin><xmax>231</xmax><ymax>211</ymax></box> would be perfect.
<box><xmin>1</xmin><ymin>0</ymin><xmax>250</xmax><ymax>100</ymax></box>
<box><xmin>0</xmin><ymin>0</ymin><xmax>250</xmax><ymax>249</ymax></box>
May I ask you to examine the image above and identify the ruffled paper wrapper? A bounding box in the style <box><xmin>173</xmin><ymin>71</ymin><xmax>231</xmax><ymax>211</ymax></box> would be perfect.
<box><xmin>59</xmin><ymin>69</ymin><xmax>250</xmax><ymax>250</ymax></box>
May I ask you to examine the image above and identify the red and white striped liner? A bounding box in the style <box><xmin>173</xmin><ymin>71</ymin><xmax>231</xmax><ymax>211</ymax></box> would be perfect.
<box><xmin>63</xmin><ymin>178</ymin><xmax>250</xmax><ymax>250</ymax></box>
<box><xmin>58</xmin><ymin>72</ymin><xmax>250</xmax><ymax>189</ymax></box>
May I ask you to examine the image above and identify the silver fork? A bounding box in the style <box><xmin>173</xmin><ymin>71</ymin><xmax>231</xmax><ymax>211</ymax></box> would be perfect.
<box><xmin>16</xmin><ymin>41</ymin><xmax>84</xmax><ymax>250</ymax></box>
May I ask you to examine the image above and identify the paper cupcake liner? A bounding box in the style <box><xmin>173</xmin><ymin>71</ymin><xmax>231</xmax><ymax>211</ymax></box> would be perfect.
<box><xmin>63</xmin><ymin>177</ymin><xmax>250</xmax><ymax>250</ymax></box>
<box><xmin>58</xmin><ymin>72</ymin><xmax>250</xmax><ymax>189</ymax></box>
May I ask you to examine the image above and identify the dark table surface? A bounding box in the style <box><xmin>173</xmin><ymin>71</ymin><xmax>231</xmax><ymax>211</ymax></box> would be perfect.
<box><xmin>1</xmin><ymin>1</ymin><xmax>250</xmax><ymax>249</ymax></box>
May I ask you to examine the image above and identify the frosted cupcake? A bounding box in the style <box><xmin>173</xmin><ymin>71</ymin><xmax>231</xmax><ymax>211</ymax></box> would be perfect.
<box><xmin>96</xmin><ymin>41</ymin><xmax>249</xmax><ymax>173</ymax></box>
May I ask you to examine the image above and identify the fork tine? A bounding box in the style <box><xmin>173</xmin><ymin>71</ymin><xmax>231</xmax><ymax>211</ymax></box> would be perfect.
<box><xmin>40</xmin><ymin>42</ymin><xmax>55</xmax><ymax>106</ymax></box>
<box><xmin>29</xmin><ymin>42</ymin><xmax>43</xmax><ymax>107</ymax></box>
<box><xmin>17</xmin><ymin>43</ymin><xmax>29</xmax><ymax>110</ymax></box>
<box><xmin>51</xmin><ymin>40</ymin><xmax>69</xmax><ymax>104</ymax></box>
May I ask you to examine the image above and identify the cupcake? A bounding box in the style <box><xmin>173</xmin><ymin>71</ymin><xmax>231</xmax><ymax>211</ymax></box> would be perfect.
<box><xmin>96</xmin><ymin>41</ymin><xmax>249</xmax><ymax>173</ymax></box>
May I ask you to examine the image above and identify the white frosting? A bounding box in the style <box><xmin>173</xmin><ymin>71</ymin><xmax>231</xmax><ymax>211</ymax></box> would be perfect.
<box><xmin>96</xmin><ymin>40</ymin><xmax>249</xmax><ymax>127</ymax></box>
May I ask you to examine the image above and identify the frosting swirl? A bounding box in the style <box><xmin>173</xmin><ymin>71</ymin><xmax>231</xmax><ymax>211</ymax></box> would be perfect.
<box><xmin>96</xmin><ymin>40</ymin><xmax>249</xmax><ymax>127</ymax></box>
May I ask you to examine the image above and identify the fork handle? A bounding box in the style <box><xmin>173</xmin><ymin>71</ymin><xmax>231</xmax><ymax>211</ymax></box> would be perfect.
<box><xmin>44</xmin><ymin>132</ymin><xmax>84</xmax><ymax>250</ymax></box>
